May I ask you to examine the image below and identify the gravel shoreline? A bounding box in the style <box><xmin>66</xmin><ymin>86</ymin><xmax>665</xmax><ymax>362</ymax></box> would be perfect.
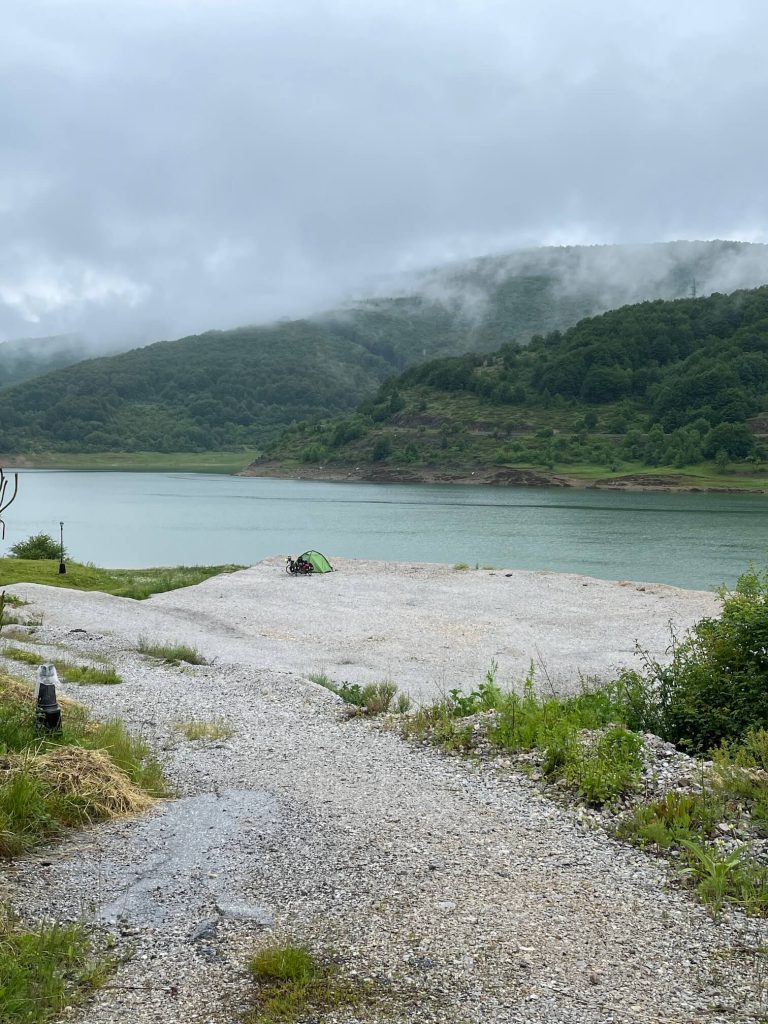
<box><xmin>2</xmin><ymin>560</ymin><xmax>764</xmax><ymax>1023</ymax></box>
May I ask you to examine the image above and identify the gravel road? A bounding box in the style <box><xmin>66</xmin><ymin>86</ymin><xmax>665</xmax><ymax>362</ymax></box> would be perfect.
<box><xmin>3</xmin><ymin>560</ymin><xmax>764</xmax><ymax>1024</ymax></box>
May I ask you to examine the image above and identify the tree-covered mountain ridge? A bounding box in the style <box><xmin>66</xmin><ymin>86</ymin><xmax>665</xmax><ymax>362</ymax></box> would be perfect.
<box><xmin>2</xmin><ymin>240</ymin><xmax>768</xmax><ymax>454</ymax></box>
<box><xmin>253</xmin><ymin>286</ymin><xmax>768</xmax><ymax>489</ymax></box>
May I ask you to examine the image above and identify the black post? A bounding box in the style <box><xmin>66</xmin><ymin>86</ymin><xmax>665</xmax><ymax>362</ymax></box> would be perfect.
<box><xmin>36</xmin><ymin>679</ymin><xmax>62</xmax><ymax>733</ymax></box>
<box><xmin>58</xmin><ymin>520</ymin><xmax>66</xmax><ymax>575</ymax></box>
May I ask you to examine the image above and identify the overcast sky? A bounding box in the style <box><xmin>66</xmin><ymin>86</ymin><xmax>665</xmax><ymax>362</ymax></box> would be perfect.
<box><xmin>1</xmin><ymin>0</ymin><xmax>767</xmax><ymax>345</ymax></box>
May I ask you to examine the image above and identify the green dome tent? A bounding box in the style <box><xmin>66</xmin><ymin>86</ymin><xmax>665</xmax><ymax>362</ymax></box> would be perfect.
<box><xmin>299</xmin><ymin>550</ymin><xmax>334</xmax><ymax>573</ymax></box>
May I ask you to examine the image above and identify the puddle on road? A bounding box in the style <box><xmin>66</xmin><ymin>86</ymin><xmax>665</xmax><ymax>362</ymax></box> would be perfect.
<box><xmin>96</xmin><ymin>789</ymin><xmax>279</xmax><ymax>929</ymax></box>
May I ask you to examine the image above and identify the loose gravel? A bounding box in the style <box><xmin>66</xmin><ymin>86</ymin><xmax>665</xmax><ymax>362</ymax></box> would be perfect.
<box><xmin>2</xmin><ymin>560</ymin><xmax>765</xmax><ymax>1024</ymax></box>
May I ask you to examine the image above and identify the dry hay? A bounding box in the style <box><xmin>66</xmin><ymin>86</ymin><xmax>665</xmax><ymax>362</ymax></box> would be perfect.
<box><xmin>21</xmin><ymin>746</ymin><xmax>154</xmax><ymax>818</ymax></box>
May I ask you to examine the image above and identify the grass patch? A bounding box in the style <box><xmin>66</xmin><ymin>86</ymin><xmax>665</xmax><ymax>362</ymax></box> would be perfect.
<box><xmin>55</xmin><ymin>663</ymin><xmax>123</xmax><ymax>686</ymax></box>
<box><xmin>0</xmin><ymin>560</ymin><xmax>243</xmax><ymax>600</ymax></box>
<box><xmin>175</xmin><ymin>718</ymin><xmax>234</xmax><ymax>742</ymax></box>
<box><xmin>0</xmin><ymin>910</ymin><xmax>108</xmax><ymax>1024</ymax></box>
<box><xmin>246</xmin><ymin>944</ymin><xmax>366</xmax><ymax>1024</ymax></box>
<box><xmin>308</xmin><ymin>673</ymin><xmax>411</xmax><ymax>715</ymax></box>
<box><xmin>137</xmin><ymin>639</ymin><xmax>207</xmax><ymax>666</ymax></box>
<box><xmin>0</xmin><ymin>669</ymin><xmax>166</xmax><ymax>857</ymax></box>
<box><xmin>3</xmin><ymin>646</ymin><xmax>44</xmax><ymax>666</ymax></box>
<box><xmin>1</xmin><ymin>649</ymin><xmax>123</xmax><ymax>685</ymax></box>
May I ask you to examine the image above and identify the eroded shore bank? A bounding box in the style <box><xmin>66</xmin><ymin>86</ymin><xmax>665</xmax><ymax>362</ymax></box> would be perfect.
<box><xmin>243</xmin><ymin>459</ymin><xmax>768</xmax><ymax>493</ymax></box>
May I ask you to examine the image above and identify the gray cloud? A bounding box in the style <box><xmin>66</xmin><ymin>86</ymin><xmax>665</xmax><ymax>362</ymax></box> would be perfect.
<box><xmin>1</xmin><ymin>0</ymin><xmax>768</xmax><ymax>345</ymax></box>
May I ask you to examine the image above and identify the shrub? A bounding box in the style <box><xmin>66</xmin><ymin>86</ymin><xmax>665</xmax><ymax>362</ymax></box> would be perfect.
<box><xmin>9</xmin><ymin>533</ymin><xmax>66</xmax><ymax>560</ymax></box>
<box><xmin>629</xmin><ymin>568</ymin><xmax>768</xmax><ymax>753</ymax></box>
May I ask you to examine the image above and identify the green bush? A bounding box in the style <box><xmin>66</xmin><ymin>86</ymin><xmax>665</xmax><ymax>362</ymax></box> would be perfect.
<box><xmin>628</xmin><ymin>568</ymin><xmax>768</xmax><ymax>753</ymax></box>
<box><xmin>9</xmin><ymin>533</ymin><xmax>66</xmax><ymax>560</ymax></box>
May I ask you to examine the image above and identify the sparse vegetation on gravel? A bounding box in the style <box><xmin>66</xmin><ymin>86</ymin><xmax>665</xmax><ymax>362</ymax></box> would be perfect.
<box><xmin>402</xmin><ymin>663</ymin><xmax>645</xmax><ymax>805</ymax></box>
<box><xmin>399</xmin><ymin>569</ymin><xmax>768</xmax><ymax>916</ymax></box>
<box><xmin>309</xmin><ymin>672</ymin><xmax>411</xmax><ymax>715</ymax></box>
<box><xmin>137</xmin><ymin>638</ymin><xmax>208</xmax><ymax>665</ymax></box>
<box><xmin>246</xmin><ymin>943</ymin><xmax>368</xmax><ymax>1024</ymax></box>
<box><xmin>175</xmin><ymin>718</ymin><xmax>234</xmax><ymax>741</ymax></box>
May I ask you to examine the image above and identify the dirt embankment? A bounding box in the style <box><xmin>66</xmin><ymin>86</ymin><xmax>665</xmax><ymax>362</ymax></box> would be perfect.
<box><xmin>241</xmin><ymin>459</ymin><xmax>768</xmax><ymax>492</ymax></box>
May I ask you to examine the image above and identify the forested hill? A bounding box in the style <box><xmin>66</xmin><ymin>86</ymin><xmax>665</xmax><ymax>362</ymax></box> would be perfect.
<box><xmin>0</xmin><ymin>321</ymin><xmax>399</xmax><ymax>452</ymax></box>
<box><xmin>2</xmin><ymin>240</ymin><xmax>768</xmax><ymax>454</ymax></box>
<box><xmin>260</xmin><ymin>286</ymin><xmax>768</xmax><ymax>478</ymax></box>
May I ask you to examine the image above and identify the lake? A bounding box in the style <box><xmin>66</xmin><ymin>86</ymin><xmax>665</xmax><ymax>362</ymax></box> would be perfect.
<box><xmin>2</xmin><ymin>470</ymin><xmax>767</xmax><ymax>590</ymax></box>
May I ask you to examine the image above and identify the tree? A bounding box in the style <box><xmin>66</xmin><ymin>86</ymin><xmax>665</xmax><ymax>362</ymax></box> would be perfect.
<box><xmin>10</xmin><ymin>532</ymin><xmax>66</xmax><ymax>560</ymax></box>
<box><xmin>703</xmin><ymin>422</ymin><xmax>755</xmax><ymax>459</ymax></box>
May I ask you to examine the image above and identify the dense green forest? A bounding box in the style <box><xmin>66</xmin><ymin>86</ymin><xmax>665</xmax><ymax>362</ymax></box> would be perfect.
<box><xmin>0</xmin><ymin>322</ymin><xmax>397</xmax><ymax>452</ymax></box>
<box><xmin>262</xmin><ymin>287</ymin><xmax>768</xmax><ymax>477</ymax></box>
<box><xmin>2</xmin><ymin>240</ymin><xmax>767</xmax><ymax>454</ymax></box>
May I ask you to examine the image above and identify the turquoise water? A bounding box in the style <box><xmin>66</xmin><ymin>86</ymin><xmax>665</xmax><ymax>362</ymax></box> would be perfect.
<box><xmin>2</xmin><ymin>470</ymin><xmax>767</xmax><ymax>589</ymax></box>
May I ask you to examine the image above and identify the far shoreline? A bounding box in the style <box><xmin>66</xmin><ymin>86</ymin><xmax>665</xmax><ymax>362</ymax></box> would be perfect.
<box><xmin>240</xmin><ymin>458</ymin><xmax>768</xmax><ymax>494</ymax></box>
<box><xmin>1</xmin><ymin>451</ymin><xmax>767</xmax><ymax>493</ymax></box>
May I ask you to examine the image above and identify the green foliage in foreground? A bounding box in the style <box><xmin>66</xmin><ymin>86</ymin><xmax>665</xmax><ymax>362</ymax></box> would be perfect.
<box><xmin>137</xmin><ymin>639</ymin><xmax>208</xmax><ymax>666</ymax></box>
<box><xmin>0</xmin><ymin>559</ymin><xmax>243</xmax><ymax>600</ymax></box>
<box><xmin>403</xmin><ymin>664</ymin><xmax>644</xmax><ymax>805</ymax></box>
<box><xmin>617</xmin><ymin>736</ymin><xmax>768</xmax><ymax>915</ymax></box>
<box><xmin>247</xmin><ymin>944</ymin><xmax>367</xmax><ymax>1024</ymax></box>
<box><xmin>0</xmin><ymin>911</ymin><xmax>107</xmax><ymax>1024</ymax></box>
<box><xmin>618</xmin><ymin>567</ymin><xmax>768</xmax><ymax>753</ymax></box>
<box><xmin>0</xmin><ymin>670</ymin><xmax>166</xmax><ymax>857</ymax></box>
<box><xmin>9</xmin><ymin>533</ymin><xmax>66</xmax><ymax>560</ymax></box>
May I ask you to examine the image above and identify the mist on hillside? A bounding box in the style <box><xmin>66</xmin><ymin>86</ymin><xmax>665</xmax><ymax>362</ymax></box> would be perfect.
<box><xmin>5</xmin><ymin>240</ymin><xmax>768</xmax><ymax>375</ymax></box>
<box><xmin>333</xmin><ymin>240</ymin><xmax>768</xmax><ymax>342</ymax></box>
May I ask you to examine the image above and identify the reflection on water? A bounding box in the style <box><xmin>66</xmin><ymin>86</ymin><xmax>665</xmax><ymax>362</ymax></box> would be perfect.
<box><xmin>3</xmin><ymin>470</ymin><xmax>767</xmax><ymax>589</ymax></box>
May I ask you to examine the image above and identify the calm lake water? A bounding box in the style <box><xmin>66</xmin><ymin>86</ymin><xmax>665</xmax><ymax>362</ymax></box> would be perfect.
<box><xmin>2</xmin><ymin>470</ymin><xmax>767</xmax><ymax>590</ymax></box>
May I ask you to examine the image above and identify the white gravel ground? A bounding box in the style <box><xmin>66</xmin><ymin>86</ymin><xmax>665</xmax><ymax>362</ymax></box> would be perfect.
<box><xmin>3</xmin><ymin>560</ymin><xmax>764</xmax><ymax>1024</ymax></box>
<box><xmin>10</xmin><ymin>557</ymin><xmax>722</xmax><ymax>698</ymax></box>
